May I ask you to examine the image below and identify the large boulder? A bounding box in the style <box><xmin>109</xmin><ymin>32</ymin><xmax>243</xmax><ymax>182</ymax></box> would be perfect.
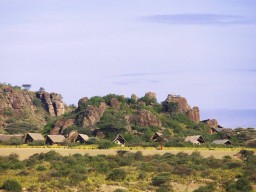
<box><xmin>131</xmin><ymin>94</ymin><xmax>138</xmax><ymax>103</ymax></box>
<box><xmin>166</xmin><ymin>94</ymin><xmax>190</xmax><ymax>113</ymax></box>
<box><xmin>187</xmin><ymin>106</ymin><xmax>200</xmax><ymax>123</ymax></box>
<box><xmin>201</xmin><ymin>119</ymin><xmax>218</xmax><ymax>128</ymax></box>
<box><xmin>132</xmin><ymin>109</ymin><xmax>162</xmax><ymax>127</ymax></box>
<box><xmin>37</xmin><ymin>92</ymin><xmax>65</xmax><ymax>116</ymax></box>
<box><xmin>50</xmin><ymin>119</ymin><xmax>76</xmax><ymax>135</ymax></box>
<box><xmin>81</xmin><ymin>102</ymin><xmax>106</xmax><ymax>127</ymax></box>
<box><xmin>165</xmin><ymin>94</ymin><xmax>200</xmax><ymax>123</ymax></box>
<box><xmin>78</xmin><ymin>97</ymin><xmax>89</xmax><ymax>109</ymax></box>
<box><xmin>110</xmin><ymin>98</ymin><xmax>120</xmax><ymax>109</ymax></box>
<box><xmin>144</xmin><ymin>92</ymin><xmax>157</xmax><ymax>100</ymax></box>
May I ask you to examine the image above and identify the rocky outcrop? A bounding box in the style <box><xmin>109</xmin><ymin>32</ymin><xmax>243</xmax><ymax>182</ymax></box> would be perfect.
<box><xmin>187</xmin><ymin>107</ymin><xmax>200</xmax><ymax>123</ymax></box>
<box><xmin>110</xmin><ymin>98</ymin><xmax>120</xmax><ymax>109</ymax></box>
<box><xmin>0</xmin><ymin>85</ymin><xmax>54</xmax><ymax>133</ymax></box>
<box><xmin>166</xmin><ymin>94</ymin><xmax>190</xmax><ymax>113</ymax></box>
<box><xmin>144</xmin><ymin>92</ymin><xmax>157</xmax><ymax>100</ymax></box>
<box><xmin>37</xmin><ymin>92</ymin><xmax>65</xmax><ymax>116</ymax></box>
<box><xmin>81</xmin><ymin>102</ymin><xmax>106</xmax><ymax>127</ymax></box>
<box><xmin>131</xmin><ymin>94</ymin><xmax>138</xmax><ymax>103</ymax></box>
<box><xmin>50</xmin><ymin>119</ymin><xmax>76</xmax><ymax>135</ymax></box>
<box><xmin>78</xmin><ymin>97</ymin><xmax>89</xmax><ymax>109</ymax></box>
<box><xmin>132</xmin><ymin>109</ymin><xmax>162</xmax><ymax>127</ymax></box>
<box><xmin>201</xmin><ymin>119</ymin><xmax>218</xmax><ymax>128</ymax></box>
<box><xmin>165</xmin><ymin>94</ymin><xmax>200</xmax><ymax>123</ymax></box>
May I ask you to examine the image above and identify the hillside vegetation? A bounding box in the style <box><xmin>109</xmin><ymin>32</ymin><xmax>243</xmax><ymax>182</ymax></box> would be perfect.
<box><xmin>0</xmin><ymin>83</ymin><xmax>255</xmax><ymax>147</ymax></box>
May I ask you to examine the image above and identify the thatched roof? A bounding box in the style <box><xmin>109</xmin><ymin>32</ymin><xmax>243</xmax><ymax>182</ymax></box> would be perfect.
<box><xmin>0</xmin><ymin>134</ymin><xmax>23</xmax><ymax>142</ymax></box>
<box><xmin>212</xmin><ymin>139</ymin><xmax>231</xmax><ymax>145</ymax></box>
<box><xmin>185</xmin><ymin>135</ymin><xmax>205</xmax><ymax>144</ymax></box>
<box><xmin>77</xmin><ymin>134</ymin><xmax>89</xmax><ymax>141</ymax></box>
<box><xmin>26</xmin><ymin>133</ymin><xmax>44</xmax><ymax>141</ymax></box>
<box><xmin>46</xmin><ymin>135</ymin><xmax>65</xmax><ymax>143</ymax></box>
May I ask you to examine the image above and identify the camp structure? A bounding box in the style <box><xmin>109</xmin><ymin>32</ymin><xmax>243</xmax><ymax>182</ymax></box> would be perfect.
<box><xmin>45</xmin><ymin>135</ymin><xmax>66</xmax><ymax>145</ymax></box>
<box><xmin>210</xmin><ymin>127</ymin><xmax>224</xmax><ymax>134</ymax></box>
<box><xmin>24</xmin><ymin>133</ymin><xmax>44</xmax><ymax>143</ymax></box>
<box><xmin>185</xmin><ymin>135</ymin><xmax>205</xmax><ymax>144</ymax></box>
<box><xmin>150</xmin><ymin>132</ymin><xmax>168</xmax><ymax>142</ymax></box>
<box><xmin>0</xmin><ymin>134</ymin><xmax>23</xmax><ymax>144</ymax></box>
<box><xmin>75</xmin><ymin>134</ymin><xmax>89</xmax><ymax>144</ymax></box>
<box><xmin>212</xmin><ymin>139</ymin><xmax>232</xmax><ymax>145</ymax></box>
<box><xmin>113</xmin><ymin>134</ymin><xmax>126</xmax><ymax>146</ymax></box>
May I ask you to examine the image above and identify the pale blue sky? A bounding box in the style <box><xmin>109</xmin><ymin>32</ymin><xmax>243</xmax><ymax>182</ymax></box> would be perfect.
<box><xmin>1</xmin><ymin>1</ymin><xmax>256</xmax><ymax>127</ymax></box>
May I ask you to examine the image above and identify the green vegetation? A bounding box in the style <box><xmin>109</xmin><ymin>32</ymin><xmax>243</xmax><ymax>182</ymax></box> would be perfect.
<box><xmin>2</xmin><ymin>179</ymin><xmax>22</xmax><ymax>192</ymax></box>
<box><xmin>0</xmin><ymin>150</ymin><xmax>255</xmax><ymax>191</ymax></box>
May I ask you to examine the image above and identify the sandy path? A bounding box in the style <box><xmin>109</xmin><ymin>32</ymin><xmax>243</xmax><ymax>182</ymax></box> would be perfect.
<box><xmin>0</xmin><ymin>147</ymin><xmax>241</xmax><ymax>160</ymax></box>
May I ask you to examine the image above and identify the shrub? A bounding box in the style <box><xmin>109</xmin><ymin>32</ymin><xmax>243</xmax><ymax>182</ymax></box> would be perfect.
<box><xmin>134</xmin><ymin>151</ymin><xmax>143</xmax><ymax>160</ymax></box>
<box><xmin>98</xmin><ymin>140</ymin><xmax>115</xmax><ymax>149</ymax></box>
<box><xmin>33</xmin><ymin>98</ymin><xmax>42</xmax><ymax>107</ymax></box>
<box><xmin>235</xmin><ymin>177</ymin><xmax>253</xmax><ymax>192</ymax></box>
<box><xmin>3</xmin><ymin>108</ymin><xmax>13</xmax><ymax>116</ymax></box>
<box><xmin>69</xmin><ymin>173</ymin><xmax>87</xmax><ymax>184</ymax></box>
<box><xmin>107</xmin><ymin>168</ymin><xmax>127</xmax><ymax>181</ymax></box>
<box><xmin>152</xmin><ymin>173</ymin><xmax>171</xmax><ymax>186</ymax></box>
<box><xmin>113</xmin><ymin>189</ymin><xmax>127</xmax><ymax>192</ymax></box>
<box><xmin>2</xmin><ymin>179</ymin><xmax>22</xmax><ymax>192</ymax></box>
<box><xmin>172</xmin><ymin>164</ymin><xmax>193</xmax><ymax>176</ymax></box>
<box><xmin>194</xmin><ymin>183</ymin><xmax>216</xmax><ymax>192</ymax></box>
<box><xmin>37</xmin><ymin>165</ymin><xmax>46</xmax><ymax>171</ymax></box>
<box><xmin>156</xmin><ymin>185</ymin><xmax>173</xmax><ymax>192</ymax></box>
<box><xmin>28</xmin><ymin>141</ymin><xmax>44</xmax><ymax>146</ymax></box>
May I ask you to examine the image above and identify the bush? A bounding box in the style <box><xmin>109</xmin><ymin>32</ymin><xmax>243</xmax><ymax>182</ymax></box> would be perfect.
<box><xmin>98</xmin><ymin>140</ymin><xmax>115</xmax><ymax>149</ymax></box>
<box><xmin>28</xmin><ymin>141</ymin><xmax>44</xmax><ymax>146</ymax></box>
<box><xmin>37</xmin><ymin>165</ymin><xmax>46</xmax><ymax>171</ymax></box>
<box><xmin>33</xmin><ymin>98</ymin><xmax>42</xmax><ymax>107</ymax></box>
<box><xmin>194</xmin><ymin>183</ymin><xmax>216</xmax><ymax>192</ymax></box>
<box><xmin>152</xmin><ymin>173</ymin><xmax>171</xmax><ymax>186</ymax></box>
<box><xmin>107</xmin><ymin>168</ymin><xmax>127</xmax><ymax>181</ymax></box>
<box><xmin>235</xmin><ymin>177</ymin><xmax>253</xmax><ymax>192</ymax></box>
<box><xmin>156</xmin><ymin>185</ymin><xmax>173</xmax><ymax>192</ymax></box>
<box><xmin>2</xmin><ymin>179</ymin><xmax>22</xmax><ymax>192</ymax></box>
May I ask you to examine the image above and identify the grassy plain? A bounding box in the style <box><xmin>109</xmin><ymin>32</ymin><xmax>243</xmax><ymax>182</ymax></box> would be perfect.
<box><xmin>1</xmin><ymin>145</ymin><xmax>255</xmax><ymax>160</ymax></box>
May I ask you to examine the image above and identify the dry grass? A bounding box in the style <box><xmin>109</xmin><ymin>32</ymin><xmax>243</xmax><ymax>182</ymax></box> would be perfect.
<box><xmin>0</xmin><ymin>146</ymin><xmax>247</xmax><ymax>160</ymax></box>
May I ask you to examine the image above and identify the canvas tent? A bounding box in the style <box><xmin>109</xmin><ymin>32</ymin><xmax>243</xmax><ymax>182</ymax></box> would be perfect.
<box><xmin>150</xmin><ymin>132</ymin><xmax>168</xmax><ymax>142</ymax></box>
<box><xmin>185</xmin><ymin>135</ymin><xmax>205</xmax><ymax>144</ymax></box>
<box><xmin>45</xmin><ymin>135</ymin><xmax>65</xmax><ymax>145</ymax></box>
<box><xmin>24</xmin><ymin>133</ymin><xmax>44</xmax><ymax>143</ymax></box>
<box><xmin>75</xmin><ymin>134</ymin><xmax>89</xmax><ymax>144</ymax></box>
<box><xmin>113</xmin><ymin>134</ymin><xmax>126</xmax><ymax>146</ymax></box>
<box><xmin>212</xmin><ymin>139</ymin><xmax>232</xmax><ymax>145</ymax></box>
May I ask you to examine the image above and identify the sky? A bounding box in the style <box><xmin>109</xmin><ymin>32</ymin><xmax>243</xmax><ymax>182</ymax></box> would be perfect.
<box><xmin>1</xmin><ymin>0</ymin><xmax>256</xmax><ymax>128</ymax></box>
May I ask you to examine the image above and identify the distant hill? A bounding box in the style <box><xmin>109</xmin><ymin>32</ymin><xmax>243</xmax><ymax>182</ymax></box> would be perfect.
<box><xmin>1</xmin><ymin>83</ymin><xmax>255</xmax><ymax>147</ymax></box>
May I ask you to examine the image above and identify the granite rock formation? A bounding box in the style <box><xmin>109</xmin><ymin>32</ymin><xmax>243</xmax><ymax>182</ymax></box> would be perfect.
<box><xmin>110</xmin><ymin>98</ymin><xmax>120</xmax><ymax>109</ymax></box>
<box><xmin>201</xmin><ymin>119</ymin><xmax>219</xmax><ymax>128</ymax></box>
<box><xmin>165</xmin><ymin>94</ymin><xmax>200</xmax><ymax>123</ymax></box>
<box><xmin>50</xmin><ymin>119</ymin><xmax>76</xmax><ymax>135</ymax></box>
<box><xmin>132</xmin><ymin>109</ymin><xmax>162</xmax><ymax>127</ymax></box>
<box><xmin>36</xmin><ymin>92</ymin><xmax>65</xmax><ymax>116</ymax></box>
<box><xmin>81</xmin><ymin>102</ymin><xmax>106</xmax><ymax>127</ymax></box>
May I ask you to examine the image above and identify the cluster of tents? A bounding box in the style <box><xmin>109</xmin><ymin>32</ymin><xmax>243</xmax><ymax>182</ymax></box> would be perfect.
<box><xmin>0</xmin><ymin>132</ymin><xmax>232</xmax><ymax>146</ymax></box>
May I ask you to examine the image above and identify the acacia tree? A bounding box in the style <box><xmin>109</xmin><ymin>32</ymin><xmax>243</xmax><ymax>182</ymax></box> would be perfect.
<box><xmin>22</xmin><ymin>84</ymin><xmax>31</xmax><ymax>91</ymax></box>
<box><xmin>39</xmin><ymin>87</ymin><xmax>45</xmax><ymax>92</ymax></box>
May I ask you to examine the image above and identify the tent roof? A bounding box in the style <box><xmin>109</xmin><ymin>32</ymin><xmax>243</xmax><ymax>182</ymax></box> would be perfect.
<box><xmin>26</xmin><ymin>133</ymin><xmax>44</xmax><ymax>141</ymax></box>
